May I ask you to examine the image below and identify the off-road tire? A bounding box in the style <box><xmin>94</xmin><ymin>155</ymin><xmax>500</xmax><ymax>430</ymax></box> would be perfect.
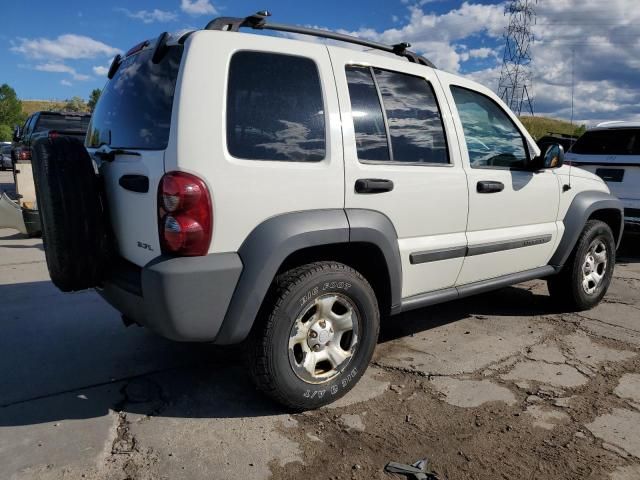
<box><xmin>547</xmin><ymin>220</ymin><xmax>615</xmax><ymax>310</ymax></box>
<box><xmin>32</xmin><ymin>137</ymin><xmax>110</xmax><ymax>292</ymax></box>
<box><xmin>247</xmin><ymin>262</ymin><xmax>380</xmax><ymax>410</ymax></box>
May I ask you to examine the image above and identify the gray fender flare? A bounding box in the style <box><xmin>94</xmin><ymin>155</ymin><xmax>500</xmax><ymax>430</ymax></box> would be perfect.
<box><xmin>549</xmin><ymin>190</ymin><xmax>623</xmax><ymax>268</ymax></box>
<box><xmin>214</xmin><ymin>209</ymin><xmax>401</xmax><ymax>344</ymax></box>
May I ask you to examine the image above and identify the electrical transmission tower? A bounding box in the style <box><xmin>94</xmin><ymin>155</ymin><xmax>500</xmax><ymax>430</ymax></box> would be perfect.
<box><xmin>497</xmin><ymin>0</ymin><xmax>536</xmax><ymax>116</ymax></box>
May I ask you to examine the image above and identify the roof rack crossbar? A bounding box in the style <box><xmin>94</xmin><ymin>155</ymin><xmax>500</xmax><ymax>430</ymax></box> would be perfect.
<box><xmin>204</xmin><ymin>11</ymin><xmax>436</xmax><ymax>69</ymax></box>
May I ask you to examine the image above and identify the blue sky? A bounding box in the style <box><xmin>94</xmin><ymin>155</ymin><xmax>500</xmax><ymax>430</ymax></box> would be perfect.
<box><xmin>1</xmin><ymin>0</ymin><xmax>638</xmax><ymax>125</ymax></box>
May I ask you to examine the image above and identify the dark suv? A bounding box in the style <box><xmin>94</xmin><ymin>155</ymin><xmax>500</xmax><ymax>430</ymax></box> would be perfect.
<box><xmin>13</xmin><ymin>111</ymin><xmax>90</xmax><ymax>162</ymax></box>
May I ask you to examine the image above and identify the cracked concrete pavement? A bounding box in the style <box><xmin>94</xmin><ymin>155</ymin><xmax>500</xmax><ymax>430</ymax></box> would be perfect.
<box><xmin>2</xmin><ymin>172</ymin><xmax>640</xmax><ymax>479</ymax></box>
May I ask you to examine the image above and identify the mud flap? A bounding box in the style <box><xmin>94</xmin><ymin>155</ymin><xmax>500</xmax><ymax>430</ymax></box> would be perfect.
<box><xmin>0</xmin><ymin>192</ymin><xmax>27</xmax><ymax>234</ymax></box>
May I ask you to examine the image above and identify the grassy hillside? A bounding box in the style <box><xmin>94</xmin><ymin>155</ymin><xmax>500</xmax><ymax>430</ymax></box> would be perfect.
<box><xmin>520</xmin><ymin>116</ymin><xmax>586</xmax><ymax>140</ymax></box>
<box><xmin>22</xmin><ymin>100</ymin><xmax>68</xmax><ymax>115</ymax></box>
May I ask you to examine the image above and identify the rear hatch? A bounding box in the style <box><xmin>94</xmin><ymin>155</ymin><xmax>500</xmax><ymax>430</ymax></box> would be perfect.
<box><xmin>86</xmin><ymin>41</ymin><xmax>183</xmax><ymax>266</ymax></box>
<box><xmin>566</xmin><ymin>128</ymin><xmax>640</xmax><ymax>208</ymax></box>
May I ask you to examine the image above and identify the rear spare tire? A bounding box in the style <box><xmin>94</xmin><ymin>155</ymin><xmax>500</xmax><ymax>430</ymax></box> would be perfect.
<box><xmin>32</xmin><ymin>137</ymin><xmax>110</xmax><ymax>292</ymax></box>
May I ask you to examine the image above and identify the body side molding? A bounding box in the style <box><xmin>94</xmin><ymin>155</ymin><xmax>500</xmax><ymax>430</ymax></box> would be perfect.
<box><xmin>549</xmin><ymin>190</ymin><xmax>624</xmax><ymax>268</ymax></box>
<box><xmin>410</xmin><ymin>234</ymin><xmax>552</xmax><ymax>265</ymax></box>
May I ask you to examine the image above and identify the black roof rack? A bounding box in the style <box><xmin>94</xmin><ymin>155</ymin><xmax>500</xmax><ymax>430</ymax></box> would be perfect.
<box><xmin>204</xmin><ymin>11</ymin><xmax>436</xmax><ymax>69</ymax></box>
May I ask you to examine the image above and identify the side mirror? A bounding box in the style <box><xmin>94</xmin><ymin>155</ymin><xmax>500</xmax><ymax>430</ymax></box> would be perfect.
<box><xmin>530</xmin><ymin>143</ymin><xmax>564</xmax><ymax>170</ymax></box>
<box><xmin>12</xmin><ymin>125</ymin><xmax>21</xmax><ymax>142</ymax></box>
<box><xmin>543</xmin><ymin>143</ymin><xmax>565</xmax><ymax>169</ymax></box>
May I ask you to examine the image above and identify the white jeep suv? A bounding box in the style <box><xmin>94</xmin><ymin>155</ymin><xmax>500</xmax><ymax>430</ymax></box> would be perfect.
<box><xmin>31</xmin><ymin>12</ymin><xmax>623</xmax><ymax>409</ymax></box>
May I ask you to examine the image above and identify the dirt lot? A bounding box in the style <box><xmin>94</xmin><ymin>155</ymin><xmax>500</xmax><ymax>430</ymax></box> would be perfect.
<box><xmin>1</xmin><ymin>170</ymin><xmax>640</xmax><ymax>480</ymax></box>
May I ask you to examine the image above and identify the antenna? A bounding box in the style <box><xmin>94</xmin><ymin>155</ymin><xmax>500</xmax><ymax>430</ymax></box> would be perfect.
<box><xmin>565</xmin><ymin>47</ymin><xmax>575</xmax><ymax>192</ymax></box>
<box><xmin>497</xmin><ymin>0</ymin><xmax>536</xmax><ymax>116</ymax></box>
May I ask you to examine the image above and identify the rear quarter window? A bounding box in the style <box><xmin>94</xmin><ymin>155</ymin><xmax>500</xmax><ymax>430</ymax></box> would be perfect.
<box><xmin>86</xmin><ymin>46</ymin><xmax>183</xmax><ymax>150</ymax></box>
<box><xmin>226</xmin><ymin>51</ymin><xmax>326</xmax><ymax>162</ymax></box>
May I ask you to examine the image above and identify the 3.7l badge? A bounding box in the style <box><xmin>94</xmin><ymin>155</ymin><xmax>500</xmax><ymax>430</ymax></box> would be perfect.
<box><xmin>137</xmin><ymin>241</ymin><xmax>154</xmax><ymax>251</ymax></box>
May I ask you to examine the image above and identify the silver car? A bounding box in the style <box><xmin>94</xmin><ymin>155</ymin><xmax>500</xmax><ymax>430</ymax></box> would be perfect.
<box><xmin>0</xmin><ymin>145</ymin><xmax>12</xmax><ymax>171</ymax></box>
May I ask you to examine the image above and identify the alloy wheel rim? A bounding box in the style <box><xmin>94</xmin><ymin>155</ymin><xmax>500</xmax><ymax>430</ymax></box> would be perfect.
<box><xmin>582</xmin><ymin>239</ymin><xmax>608</xmax><ymax>295</ymax></box>
<box><xmin>288</xmin><ymin>293</ymin><xmax>359</xmax><ymax>384</ymax></box>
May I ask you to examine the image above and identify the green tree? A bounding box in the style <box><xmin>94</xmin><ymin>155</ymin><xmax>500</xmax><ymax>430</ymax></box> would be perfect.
<box><xmin>87</xmin><ymin>88</ymin><xmax>101</xmax><ymax>112</ymax></box>
<box><xmin>64</xmin><ymin>96</ymin><xmax>88</xmax><ymax>112</ymax></box>
<box><xmin>0</xmin><ymin>124</ymin><xmax>13</xmax><ymax>142</ymax></box>
<box><xmin>0</xmin><ymin>84</ymin><xmax>24</xmax><ymax>128</ymax></box>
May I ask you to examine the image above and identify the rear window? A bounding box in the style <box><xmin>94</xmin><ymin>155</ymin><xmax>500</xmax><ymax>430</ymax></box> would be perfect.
<box><xmin>226</xmin><ymin>51</ymin><xmax>325</xmax><ymax>162</ymax></box>
<box><xmin>86</xmin><ymin>46</ymin><xmax>183</xmax><ymax>150</ymax></box>
<box><xmin>35</xmin><ymin>114</ymin><xmax>90</xmax><ymax>133</ymax></box>
<box><xmin>571</xmin><ymin>129</ymin><xmax>640</xmax><ymax>155</ymax></box>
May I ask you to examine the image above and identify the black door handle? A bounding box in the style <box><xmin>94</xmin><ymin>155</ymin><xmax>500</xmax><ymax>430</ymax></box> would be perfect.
<box><xmin>477</xmin><ymin>180</ymin><xmax>504</xmax><ymax>193</ymax></box>
<box><xmin>119</xmin><ymin>174</ymin><xmax>149</xmax><ymax>193</ymax></box>
<box><xmin>355</xmin><ymin>178</ymin><xmax>394</xmax><ymax>194</ymax></box>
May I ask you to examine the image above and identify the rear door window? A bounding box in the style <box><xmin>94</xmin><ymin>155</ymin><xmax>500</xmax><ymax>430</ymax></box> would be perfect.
<box><xmin>570</xmin><ymin>129</ymin><xmax>640</xmax><ymax>155</ymax></box>
<box><xmin>345</xmin><ymin>66</ymin><xmax>449</xmax><ymax>164</ymax></box>
<box><xmin>87</xmin><ymin>46</ymin><xmax>183</xmax><ymax>150</ymax></box>
<box><xmin>226</xmin><ymin>51</ymin><xmax>326</xmax><ymax>162</ymax></box>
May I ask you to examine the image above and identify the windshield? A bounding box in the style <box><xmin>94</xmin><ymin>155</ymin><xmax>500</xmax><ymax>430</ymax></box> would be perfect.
<box><xmin>86</xmin><ymin>46</ymin><xmax>183</xmax><ymax>150</ymax></box>
<box><xmin>35</xmin><ymin>114</ymin><xmax>90</xmax><ymax>133</ymax></box>
<box><xmin>570</xmin><ymin>128</ymin><xmax>640</xmax><ymax>155</ymax></box>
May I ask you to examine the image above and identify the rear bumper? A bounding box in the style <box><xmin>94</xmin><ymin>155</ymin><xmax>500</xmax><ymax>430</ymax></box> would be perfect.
<box><xmin>98</xmin><ymin>253</ymin><xmax>243</xmax><ymax>342</ymax></box>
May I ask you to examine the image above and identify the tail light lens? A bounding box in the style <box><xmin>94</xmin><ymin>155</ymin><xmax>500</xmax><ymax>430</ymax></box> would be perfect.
<box><xmin>158</xmin><ymin>171</ymin><xmax>212</xmax><ymax>256</ymax></box>
<box><xmin>48</xmin><ymin>131</ymin><xmax>59</xmax><ymax>140</ymax></box>
<box><xmin>17</xmin><ymin>148</ymin><xmax>31</xmax><ymax>161</ymax></box>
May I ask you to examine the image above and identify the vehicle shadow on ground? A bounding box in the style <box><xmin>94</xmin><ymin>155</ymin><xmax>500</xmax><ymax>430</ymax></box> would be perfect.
<box><xmin>379</xmin><ymin>283</ymin><xmax>560</xmax><ymax>343</ymax></box>
<box><xmin>0</xmin><ymin>277</ymin><xmax>571</xmax><ymax>428</ymax></box>
<box><xmin>618</xmin><ymin>233</ymin><xmax>640</xmax><ymax>264</ymax></box>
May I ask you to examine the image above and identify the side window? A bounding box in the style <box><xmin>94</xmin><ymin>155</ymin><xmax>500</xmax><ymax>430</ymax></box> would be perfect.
<box><xmin>345</xmin><ymin>66</ymin><xmax>449</xmax><ymax>164</ymax></box>
<box><xmin>374</xmin><ymin>69</ymin><xmax>449</xmax><ymax>163</ymax></box>
<box><xmin>451</xmin><ymin>86</ymin><xmax>528</xmax><ymax>169</ymax></box>
<box><xmin>23</xmin><ymin>116</ymin><xmax>35</xmax><ymax>136</ymax></box>
<box><xmin>345</xmin><ymin>66</ymin><xmax>390</xmax><ymax>161</ymax></box>
<box><xmin>226</xmin><ymin>51</ymin><xmax>325</xmax><ymax>162</ymax></box>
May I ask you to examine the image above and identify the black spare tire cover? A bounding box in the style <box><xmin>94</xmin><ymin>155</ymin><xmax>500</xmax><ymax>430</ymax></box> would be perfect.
<box><xmin>32</xmin><ymin>137</ymin><xmax>110</xmax><ymax>292</ymax></box>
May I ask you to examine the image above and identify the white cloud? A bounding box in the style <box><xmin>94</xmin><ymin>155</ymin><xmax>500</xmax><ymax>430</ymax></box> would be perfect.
<box><xmin>117</xmin><ymin>8</ymin><xmax>178</xmax><ymax>23</ymax></box>
<box><xmin>93</xmin><ymin>65</ymin><xmax>109</xmax><ymax>76</ymax></box>
<box><xmin>180</xmin><ymin>0</ymin><xmax>217</xmax><ymax>16</ymax></box>
<box><xmin>11</xmin><ymin>34</ymin><xmax>121</xmax><ymax>60</ymax></box>
<box><xmin>338</xmin><ymin>2</ymin><xmax>507</xmax><ymax>72</ymax></box>
<box><xmin>330</xmin><ymin>0</ymin><xmax>640</xmax><ymax>124</ymax></box>
<box><xmin>34</xmin><ymin>62</ymin><xmax>90</xmax><ymax>81</ymax></box>
<box><xmin>60</xmin><ymin>79</ymin><xmax>73</xmax><ymax>87</ymax></box>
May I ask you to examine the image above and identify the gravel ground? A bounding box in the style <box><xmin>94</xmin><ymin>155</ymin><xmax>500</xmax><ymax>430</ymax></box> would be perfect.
<box><xmin>1</xmin><ymin>170</ymin><xmax>640</xmax><ymax>480</ymax></box>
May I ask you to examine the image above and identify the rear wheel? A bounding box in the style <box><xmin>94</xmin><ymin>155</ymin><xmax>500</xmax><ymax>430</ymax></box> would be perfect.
<box><xmin>547</xmin><ymin>220</ymin><xmax>615</xmax><ymax>310</ymax></box>
<box><xmin>247</xmin><ymin>262</ymin><xmax>380</xmax><ymax>410</ymax></box>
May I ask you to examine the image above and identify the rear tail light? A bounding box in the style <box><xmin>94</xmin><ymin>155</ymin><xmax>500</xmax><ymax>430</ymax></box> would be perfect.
<box><xmin>158</xmin><ymin>171</ymin><xmax>212</xmax><ymax>256</ymax></box>
<box><xmin>17</xmin><ymin>148</ymin><xmax>31</xmax><ymax>161</ymax></box>
<box><xmin>48</xmin><ymin>131</ymin><xmax>59</xmax><ymax>140</ymax></box>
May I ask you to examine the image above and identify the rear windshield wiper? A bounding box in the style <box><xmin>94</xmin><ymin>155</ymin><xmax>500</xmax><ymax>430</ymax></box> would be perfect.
<box><xmin>94</xmin><ymin>145</ymin><xmax>141</xmax><ymax>162</ymax></box>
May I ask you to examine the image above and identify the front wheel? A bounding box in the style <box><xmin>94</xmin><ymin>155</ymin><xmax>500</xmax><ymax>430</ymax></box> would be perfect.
<box><xmin>547</xmin><ymin>219</ymin><xmax>616</xmax><ymax>310</ymax></box>
<box><xmin>247</xmin><ymin>262</ymin><xmax>380</xmax><ymax>410</ymax></box>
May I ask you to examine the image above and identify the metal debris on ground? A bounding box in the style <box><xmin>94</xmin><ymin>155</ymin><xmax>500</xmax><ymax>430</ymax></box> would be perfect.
<box><xmin>384</xmin><ymin>458</ymin><xmax>441</xmax><ymax>480</ymax></box>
